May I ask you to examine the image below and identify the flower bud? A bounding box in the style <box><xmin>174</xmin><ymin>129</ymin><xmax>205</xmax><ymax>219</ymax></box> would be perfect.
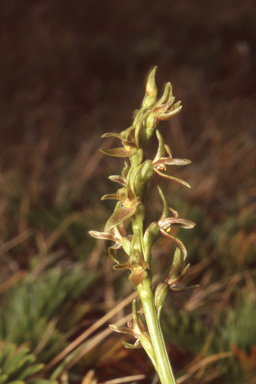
<box><xmin>154</xmin><ymin>281</ymin><xmax>169</xmax><ymax>319</ymax></box>
<box><xmin>135</xmin><ymin>161</ymin><xmax>154</xmax><ymax>198</ymax></box>
<box><xmin>146</xmin><ymin>66</ymin><xmax>158</xmax><ymax>97</ymax></box>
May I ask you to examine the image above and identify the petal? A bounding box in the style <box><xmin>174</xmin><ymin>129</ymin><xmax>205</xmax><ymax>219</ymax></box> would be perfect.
<box><xmin>153</xmin><ymin>99</ymin><xmax>175</xmax><ymax>114</ymax></box>
<box><xmin>129</xmin><ymin>270</ymin><xmax>148</xmax><ymax>288</ymax></box>
<box><xmin>170</xmin><ymin>263</ymin><xmax>191</xmax><ymax>285</ymax></box>
<box><xmin>120</xmin><ymin>125</ymin><xmax>135</xmax><ymax>141</ymax></box>
<box><xmin>108</xmin><ymin>246</ymin><xmax>120</xmax><ymax>264</ymax></box>
<box><xmin>164</xmin><ymin>247</ymin><xmax>183</xmax><ymax>282</ymax></box>
<box><xmin>132</xmin><ymin>298</ymin><xmax>147</xmax><ymax>333</ymax></box>
<box><xmin>160</xmin><ymin>229</ymin><xmax>187</xmax><ymax>259</ymax></box>
<box><xmin>168</xmin><ymin>207</ymin><xmax>179</xmax><ymax>218</ymax></box>
<box><xmin>122</xmin><ymin>340</ymin><xmax>141</xmax><ymax>349</ymax></box>
<box><xmin>121</xmin><ymin>159</ymin><xmax>130</xmax><ymax>180</ymax></box>
<box><xmin>153</xmin><ymin>130</ymin><xmax>166</xmax><ymax>162</ymax></box>
<box><xmin>153</xmin><ymin>82</ymin><xmax>172</xmax><ymax>109</ymax></box>
<box><xmin>100</xmin><ymin>147</ymin><xmax>136</xmax><ymax>157</ymax></box>
<box><xmin>173</xmin><ymin>101</ymin><xmax>182</xmax><ymax>109</ymax></box>
<box><xmin>154</xmin><ymin>105</ymin><xmax>182</xmax><ymax>120</ymax></box>
<box><xmin>113</xmin><ymin>262</ymin><xmax>130</xmax><ymax>271</ymax></box>
<box><xmin>121</xmin><ymin>140</ymin><xmax>137</xmax><ymax>149</ymax></box>
<box><xmin>164</xmin><ymin>144</ymin><xmax>172</xmax><ymax>156</ymax></box>
<box><xmin>155</xmin><ymin>169</ymin><xmax>191</xmax><ymax>188</ymax></box>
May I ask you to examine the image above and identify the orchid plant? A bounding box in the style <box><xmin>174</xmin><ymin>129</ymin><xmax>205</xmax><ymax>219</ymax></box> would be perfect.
<box><xmin>90</xmin><ymin>67</ymin><xmax>197</xmax><ymax>384</ymax></box>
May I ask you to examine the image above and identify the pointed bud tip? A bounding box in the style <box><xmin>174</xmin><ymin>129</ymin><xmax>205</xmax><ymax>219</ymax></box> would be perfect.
<box><xmin>146</xmin><ymin>66</ymin><xmax>158</xmax><ymax>96</ymax></box>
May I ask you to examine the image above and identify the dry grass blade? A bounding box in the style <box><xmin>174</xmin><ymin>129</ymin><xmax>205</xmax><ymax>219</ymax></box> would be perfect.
<box><xmin>45</xmin><ymin>290</ymin><xmax>138</xmax><ymax>370</ymax></box>
<box><xmin>45</xmin><ymin>213</ymin><xmax>84</xmax><ymax>251</ymax></box>
<box><xmin>97</xmin><ymin>374</ymin><xmax>146</xmax><ymax>384</ymax></box>
<box><xmin>0</xmin><ymin>229</ymin><xmax>33</xmax><ymax>255</ymax></box>
<box><xmin>185</xmin><ymin>268</ymin><xmax>256</xmax><ymax>312</ymax></box>
<box><xmin>177</xmin><ymin>352</ymin><xmax>233</xmax><ymax>383</ymax></box>
<box><xmin>27</xmin><ymin>249</ymin><xmax>66</xmax><ymax>283</ymax></box>
<box><xmin>63</xmin><ymin>313</ymin><xmax>132</xmax><ymax>372</ymax></box>
<box><xmin>81</xmin><ymin>370</ymin><xmax>97</xmax><ymax>384</ymax></box>
<box><xmin>0</xmin><ymin>271</ymin><xmax>26</xmax><ymax>293</ymax></box>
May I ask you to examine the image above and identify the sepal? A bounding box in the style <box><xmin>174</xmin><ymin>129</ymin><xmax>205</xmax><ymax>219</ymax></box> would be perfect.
<box><xmin>170</xmin><ymin>284</ymin><xmax>199</xmax><ymax>293</ymax></box>
<box><xmin>101</xmin><ymin>193</ymin><xmax>119</xmax><ymax>200</ymax></box>
<box><xmin>100</xmin><ymin>147</ymin><xmax>136</xmax><ymax>157</ymax></box>
<box><xmin>155</xmin><ymin>82</ymin><xmax>172</xmax><ymax>107</ymax></box>
<box><xmin>89</xmin><ymin>230</ymin><xmax>116</xmax><ymax>242</ymax></box>
<box><xmin>159</xmin><ymin>228</ymin><xmax>188</xmax><ymax>259</ymax></box>
<box><xmin>101</xmin><ymin>132</ymin><xmax>121</xmax><ymax>139</ymax></box>
<box><xmin>104</xmin><ymin>189</ymin><xmax>141</xmax><ymax>231</ymax></box>
<box><xmin>109</xmin><ymin>324</ymin><xmax>136</xmax><ymax>337</ymax></box>
<box><xmin>164</xmin><ymin>248</ymin><xmax>199</xmax><ymax>293</ymax></box>
<box><xmin>155</xmin><ymin>169</ymin><xmax>191</xmax><ymax>188</ymax></box>
<box><xmin>158</xmin><ymin>186</ymin><xmax>169</xmax><ymax>220</ymax></box>
<box><xmin>154</xmin><ymin>130</ymin><xmax>166</xmax><ymax>162</ymax></box>
<box><xmin>109</xmin><ymin>175</ymin><xmax>126</xmax><ymax>186</ymax></box>
<box><xmin>105</xmin><ymin>204</ymin><xmax>138</xmax><ymax>231</ymax></box>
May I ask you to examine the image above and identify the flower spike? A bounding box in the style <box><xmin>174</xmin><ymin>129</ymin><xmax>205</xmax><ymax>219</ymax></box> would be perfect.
<box><xmin>89</xmin><ymin>67</ymin><xmax>197</xmax><ymax>384</ymax></box>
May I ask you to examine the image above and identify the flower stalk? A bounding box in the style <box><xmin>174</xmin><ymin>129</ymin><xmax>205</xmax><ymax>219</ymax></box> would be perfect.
<box><xmin>90</xmin><ymin>67</ymin><xmax>196</xmax><ymax>383</ymax></box>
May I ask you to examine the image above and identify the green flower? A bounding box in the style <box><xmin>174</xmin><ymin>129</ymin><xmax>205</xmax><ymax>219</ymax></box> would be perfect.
<box><xmin>152</xmin><ymin>130</ymin><xmax>191</xmax><ymax>188</ymax></box>
<box><xmin>111</xmin><ymin>298</ymin><xmax>147</xmax><ymax>348</ymax></box>
<box><xmin>114</xmin><ymin>250</ymin><xmax>149</xmax><ymax>288</ymax></box>
<box><xmin>110</xmin><ymin>298</ymin><xmax>156</xmax><ymax>368</ymax></box>
<box><xmin>100</xmin><ymin>125</ymin><xmax>138</xmax><ymax>157</ymax></box>
<box><xmin>152</xmin><ymin>100</ymin><xmax>182</xmax><ymax>121</ymax></box>
<box><xmin>89</xmin><ymin>222</ymin><xmax>131</xmax><ymax>264</ymax></box>
<box><xmin>157</xmin><ymin>187</ymin><xmax>195</xmax><ymax>259</ymax></box>
<box><xmin>163</xmin><ymin>248</ymin><xmax>199</xmax><ymax>293</ymax></box>
<box><xmin>102</xmin><ymin>187</ymin><xmax>142</xmax><ymax>232</ymax></box>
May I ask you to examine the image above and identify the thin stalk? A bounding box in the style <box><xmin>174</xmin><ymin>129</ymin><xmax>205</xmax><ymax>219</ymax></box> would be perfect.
<box><xmin>137</xmin><ymin>281</ymin><xmax>176</xmax><ymax>384</ymax></box>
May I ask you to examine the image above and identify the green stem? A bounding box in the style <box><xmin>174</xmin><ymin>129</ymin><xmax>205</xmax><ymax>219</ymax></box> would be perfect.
<box><xmin>137</xmin><ymin>279</ymin><xmax>176</xmax><ymax>384</ymax></box>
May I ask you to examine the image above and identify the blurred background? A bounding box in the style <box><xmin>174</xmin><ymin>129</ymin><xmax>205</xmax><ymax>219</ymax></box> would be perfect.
<box><xmin>0</xmin><ymin>0</ymin><xmax>256</xmax><ymax>383</ymax></box>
